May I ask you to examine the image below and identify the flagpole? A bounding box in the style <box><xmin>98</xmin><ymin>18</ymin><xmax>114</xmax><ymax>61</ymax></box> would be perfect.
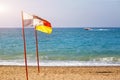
<box><xmin>21</xmin><ymin>11</ymin><xmax>29</xmax><ymax>80</ymax></box>
<box><xmin>34</xmin><ymin>26</ymin><xmax>40</xmax><ymax>73</ymax></box>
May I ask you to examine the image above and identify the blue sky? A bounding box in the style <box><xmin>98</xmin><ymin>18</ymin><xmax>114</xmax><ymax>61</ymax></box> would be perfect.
<box><xmin>0</xmin><ymin>0</ymin><xmax>120</xmax><ymax>28</ymax></box>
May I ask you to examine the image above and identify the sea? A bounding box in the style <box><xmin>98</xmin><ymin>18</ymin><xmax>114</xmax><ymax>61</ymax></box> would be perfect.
<box><xmin>0</xmin><ymin>27</ymin><xmax>120</xmax><ymax>66</ymax></box>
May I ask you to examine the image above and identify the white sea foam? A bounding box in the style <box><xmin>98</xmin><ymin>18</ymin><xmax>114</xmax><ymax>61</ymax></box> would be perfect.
<box><xmin>98</xmin><ymin>29</ymin><xmax>109</xmax><ymax>31</ymax></box>
<box><xmin>91</xmin><ymin>28</ymin><xmax>109</xmax><ymax>31</ymax></box>
<box><xmin>92</xmin><ymin>57</ymin><xmax>120</xmax><ymax>62</ymax></box>
<box><xmin>0</xmin><ymin>60</ymin><xmax>120</xmax><ymax>66</ymax></box>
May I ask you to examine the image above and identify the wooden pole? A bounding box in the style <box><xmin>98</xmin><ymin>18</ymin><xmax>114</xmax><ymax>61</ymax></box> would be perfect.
<box><xmin>21</xmin><ymin>11</ymin><xmax>29</xmax><ymax>80</ymax></box>
<box><xmin>34</xmin><ymin>27</ymin><xmax>40</xmax><ymax>73</ymax></box>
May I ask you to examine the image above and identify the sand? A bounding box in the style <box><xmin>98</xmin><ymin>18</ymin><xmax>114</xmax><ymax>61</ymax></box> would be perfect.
<box><xmin>0</xmin><ymin>66</ymin><xmax>120</xmax><ymax>80</ymax></box>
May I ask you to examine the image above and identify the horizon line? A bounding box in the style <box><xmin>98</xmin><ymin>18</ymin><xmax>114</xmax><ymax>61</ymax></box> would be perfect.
<box><xmin>0</xmin><ymin>26</ymin><xmax>120</xmax><ymax>28</ymax></box>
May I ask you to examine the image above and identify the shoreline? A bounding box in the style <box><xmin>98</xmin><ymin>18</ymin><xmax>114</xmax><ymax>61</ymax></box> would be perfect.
<box><xmin>0</xmin><ymin>66</ymin><xmax>120</xmax><ymax>80</ymax></box>
<box><xmin>1</xmin><ymin>60</ymin><xmax>120</xmax><ymax>66</ymax></box>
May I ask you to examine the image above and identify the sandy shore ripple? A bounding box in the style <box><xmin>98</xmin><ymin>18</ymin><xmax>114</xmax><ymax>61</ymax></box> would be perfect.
<box><xmin>0</xmin><ymin>66</ymin><xmax>120</xmax><ymax>80</ymax></box>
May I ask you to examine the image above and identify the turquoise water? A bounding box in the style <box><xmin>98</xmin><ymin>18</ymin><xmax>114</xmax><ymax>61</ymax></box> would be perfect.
<box><xmin>0</xmin><ymin>28</ymin><xmax>120</xmax><ymax>66</ymax></box>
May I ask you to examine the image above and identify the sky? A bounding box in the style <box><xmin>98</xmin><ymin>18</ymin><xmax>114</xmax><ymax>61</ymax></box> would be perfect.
<box><xmin>0</xmin><ymin>0</ymin><xmax>120</xmax><ymax>28</ymax></box>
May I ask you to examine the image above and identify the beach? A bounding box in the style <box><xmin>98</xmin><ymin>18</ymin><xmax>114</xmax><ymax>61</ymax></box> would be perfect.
<box><xmin>0</xmin><ymin>66</ymin><xmax>120</xmax><ymax>80</ymax></box>
<box><xmin>0</xmin><ymin>28</ymin><xmax>120</xmax><ymax>80</ymax></box>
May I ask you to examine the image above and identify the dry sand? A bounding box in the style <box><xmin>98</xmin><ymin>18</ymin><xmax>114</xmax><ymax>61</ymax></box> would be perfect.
<box><xmin>0</xmin><ymin>66</ymin><xmax>120</xmax><ymax>80</ymax></box>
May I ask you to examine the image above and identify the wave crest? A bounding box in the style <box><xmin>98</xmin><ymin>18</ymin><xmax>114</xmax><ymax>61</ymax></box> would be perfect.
<box><xmin>92</xmin><ymin>57</ymin><xmax>120</xmax><ymax>62</ymax></box>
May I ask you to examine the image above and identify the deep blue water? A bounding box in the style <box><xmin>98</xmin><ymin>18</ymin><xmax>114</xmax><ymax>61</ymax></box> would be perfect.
<box><xmin>0</xmin><ymin>27</ymin><xmax>120</xmax><ymax>66</ymax></box>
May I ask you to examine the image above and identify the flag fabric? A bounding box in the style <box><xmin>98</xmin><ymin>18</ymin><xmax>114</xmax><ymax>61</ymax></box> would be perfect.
<box><xmin>33</xmin><ymin>15</ymin><xmax>52</xmax><ymax>34</ymax></box>
<box><xmin>23</xmin><ymin>12</ymin><xmax>52</xmax><ymax>34</ymax></box>
<box><xmin>23</xmin><ymin>12</ymin><xmax>33</xmax><ymax>27</ymax></box>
